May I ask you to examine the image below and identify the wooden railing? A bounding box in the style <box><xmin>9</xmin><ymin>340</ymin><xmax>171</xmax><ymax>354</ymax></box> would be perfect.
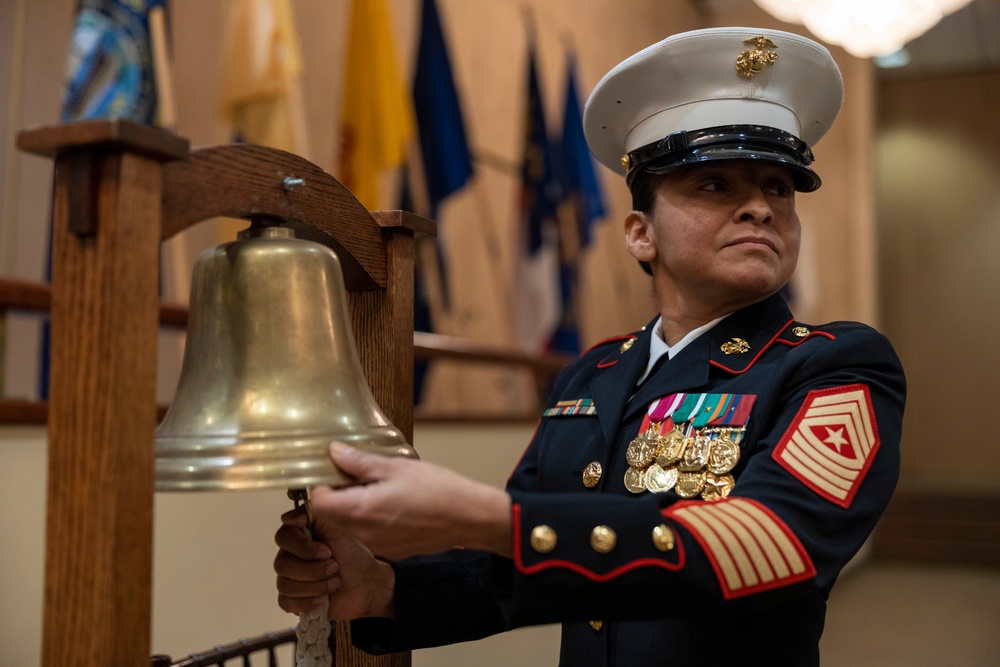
<box><xmin>0</xmin><ymin>277</ymin><xmax>573</xmax><ymax>425</ymax></box>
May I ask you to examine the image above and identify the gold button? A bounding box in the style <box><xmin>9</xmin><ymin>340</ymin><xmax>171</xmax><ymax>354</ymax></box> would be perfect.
<box><xmin>590</xmin><ymin>525</ymin><xmax>617</xmax><ymax>553</ymax></box>
<box><xmin>530</xmin><ymin>525</ymin><xmax>557</xmax><ymax>553</ymax></box>
<box><xmin>792</xmin><ymin>326</ymin><xmax>810</xmax><ymax>337</ymax></box>
<box><xmin>582</xmin><ymin>461</ymin><xmax>603</xmax><ymax>488</ymax></box>
<box><xmin>652</xmin><ymin>524</ymin><xmax>675</xmax><ymax>552</ymax></box>
<box><xmin>589</xmin><ymin>620</ymin><xmax>604</xmax><ymax>631</ymax></box>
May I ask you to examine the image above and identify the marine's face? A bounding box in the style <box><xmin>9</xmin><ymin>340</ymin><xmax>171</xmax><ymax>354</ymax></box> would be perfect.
<box><xmin>625</xmin><ymin>161</ymin><xmax>801</xmax><ymax>313</ymax></box>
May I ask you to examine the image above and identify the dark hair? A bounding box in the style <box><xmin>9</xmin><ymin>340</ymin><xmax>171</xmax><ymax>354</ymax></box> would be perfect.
<box><xmin>629</xmin><ymin>169</ymin><xmax>670</xmax><ymax>276</ymax></box>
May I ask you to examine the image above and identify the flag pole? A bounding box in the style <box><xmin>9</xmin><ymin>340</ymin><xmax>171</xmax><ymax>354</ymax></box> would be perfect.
<box><xmin>470</xmin><ymin>174</ymin><xmax>518</xmax><ymax>343</ymax></box>
<box><xmin>149</xmin><ymin>5</ymin><xmax>176</xmax><ymax>130</ymax></box>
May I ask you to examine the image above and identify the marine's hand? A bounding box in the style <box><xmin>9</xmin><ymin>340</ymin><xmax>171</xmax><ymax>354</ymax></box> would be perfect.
<box><xmin>309</xmin><ymin>442</ymin><xmax>513</xmax><ymax>561</ymax></box>
<box><xmin>274</xmin><ymin>507</ymin><xmax>395</xmax><ymax>621</ymax></box>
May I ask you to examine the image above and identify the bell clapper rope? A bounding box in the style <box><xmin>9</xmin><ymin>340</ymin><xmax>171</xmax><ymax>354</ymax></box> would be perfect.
<box><xmin>288</xmin><ymin>488</ymin><xmax>333</xmax><ymax>667</ymax></box>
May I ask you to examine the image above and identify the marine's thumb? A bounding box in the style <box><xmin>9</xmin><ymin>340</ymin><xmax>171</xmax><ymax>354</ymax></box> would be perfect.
<box><xmin>328</xmin><ymin>441</ymin><xmax>383</xmax><ymax>483</ymax></box>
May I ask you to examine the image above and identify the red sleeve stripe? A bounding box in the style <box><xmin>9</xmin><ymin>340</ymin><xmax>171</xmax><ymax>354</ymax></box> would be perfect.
<box><xmin>667</xmin><ymin>498</ymin><xmax>815</xmax><ymax>599</ymax></box>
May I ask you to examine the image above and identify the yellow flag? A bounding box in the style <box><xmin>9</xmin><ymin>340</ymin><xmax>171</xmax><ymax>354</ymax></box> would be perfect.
<box><xmin>338</xmin><ymin>0</ymin><xmax>415</xmax><ymax>210</ymax></box>
<box><xmin>219</xmin><ymin>0</ymin><xmax>308</xmax><ymax>156</ymax></box>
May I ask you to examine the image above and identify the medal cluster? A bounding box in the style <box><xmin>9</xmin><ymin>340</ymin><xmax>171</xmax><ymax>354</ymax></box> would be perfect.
<box><xmin>625</xmin><ymin>423</ymin><xmax>745</xmax><ymax>500</ymax></box>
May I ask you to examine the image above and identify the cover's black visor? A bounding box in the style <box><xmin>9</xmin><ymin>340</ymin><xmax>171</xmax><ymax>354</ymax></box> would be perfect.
<box><xmin>624</xmin><ymin>125</ymin><xmax>821</xmax><ymax>192</ymax></box>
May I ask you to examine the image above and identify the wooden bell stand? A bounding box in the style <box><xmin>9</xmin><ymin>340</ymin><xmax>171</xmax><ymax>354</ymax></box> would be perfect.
<box><xmin>18</xmin><ymin>119</ymin><xmax>430</xmax><ymax>667</ymax></box>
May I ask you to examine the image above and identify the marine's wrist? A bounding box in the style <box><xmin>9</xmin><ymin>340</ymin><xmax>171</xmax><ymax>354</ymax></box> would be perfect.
<box><xmin>367</xmin><ymin>558</ymin><xmax>396</xmax><ymax>619</ymax></box>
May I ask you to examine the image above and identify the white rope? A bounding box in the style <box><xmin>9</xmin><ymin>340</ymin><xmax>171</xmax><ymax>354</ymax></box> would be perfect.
<box><xmin>295</xmin><ymin>599</ymin><xmax>332</xmax><ymax>667</ymax></box>
<box><xmin>290</xmin><ymin>491</ymin><xmax>333</xmax><ymax>667</ymax></box>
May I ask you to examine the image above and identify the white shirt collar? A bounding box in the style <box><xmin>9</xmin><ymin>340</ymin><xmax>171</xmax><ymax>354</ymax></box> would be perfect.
<box><xmin>636</xmin><ymin>314</ymin><xmax>729</xmax><ymax>385</ymax></box>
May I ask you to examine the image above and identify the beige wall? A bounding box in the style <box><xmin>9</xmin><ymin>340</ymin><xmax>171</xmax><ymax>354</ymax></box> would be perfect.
<box><xmin>877</xmin><ymin>70</ymin><xmax>1000</xmax><ymax>484</ymax></box>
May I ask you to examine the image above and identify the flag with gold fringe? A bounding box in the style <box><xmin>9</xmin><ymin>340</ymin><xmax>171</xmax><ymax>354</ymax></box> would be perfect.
<box><xmin>338</xmin><ymin>0</ymin><xmax>415</xmax><ymax>210</ymax></box>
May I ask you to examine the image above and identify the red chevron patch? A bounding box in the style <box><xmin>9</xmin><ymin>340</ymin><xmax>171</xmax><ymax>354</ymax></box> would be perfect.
<box><xmin>772</xmin><ymin>384</ymin><xmax>880</xmax><ymax>508</ymax></box>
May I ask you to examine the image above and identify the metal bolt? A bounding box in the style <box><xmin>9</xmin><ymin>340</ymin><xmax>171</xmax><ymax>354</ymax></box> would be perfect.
<box><xmin>282</xmin><ymin>176</ymin><xmax>306</xmax><ymax>191</ymax></box>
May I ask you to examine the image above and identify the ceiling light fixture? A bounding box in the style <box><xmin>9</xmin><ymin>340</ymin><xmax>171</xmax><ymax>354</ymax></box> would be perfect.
<box><xmin>752</xmin><ymin>0</ymin><xmax>975</xmax><ymax>58</ymax></box>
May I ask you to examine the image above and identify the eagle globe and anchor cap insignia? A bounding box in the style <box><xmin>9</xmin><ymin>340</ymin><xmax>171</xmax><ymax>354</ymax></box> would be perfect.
<box><xmin>736</xmin><ymin>36</ymin><xmax>779</xmax><ymax>79</ymax></box>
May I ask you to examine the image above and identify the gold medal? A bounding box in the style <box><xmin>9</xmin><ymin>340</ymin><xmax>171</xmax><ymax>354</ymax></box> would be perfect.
<box><xmin>655</xmin><ymin>426</ymin><xmax>687</xmax><ymax>467</ymax></box>
<box><xmin>701</xmin><ymin>472</ymin><xmax>735</xmax><ymax>501</ymax></box>
<box><xmin>674</xmin><ymin>471</ymin><xmax>706</xmax><ymax>498</ymax></box>
<box><xmin>679</xmin><ymin>434</ymin><xmax>712</xmax><ymax>472</ymax></box>
<box><xmin>624</xmin><ymin>466</ymin><xmax>648</xmax><ymax>494</ymax></box>
<box><xmin>626</xmin><ymin>430</ymin><xmax>657</xmax><ymax>468</ymax></box>
<box><xmin>707</xmin><ymin>434</ymin><xmax>740</xmax><ymax>475</ymax></box>
<box><xmin>645</xmin><ymin>463</ymin><xmax>679</xmax><ymax>493</ymax></box>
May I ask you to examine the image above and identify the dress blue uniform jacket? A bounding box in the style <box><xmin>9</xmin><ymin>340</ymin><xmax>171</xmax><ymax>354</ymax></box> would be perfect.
<box><xmin>352</xmin><ymin>293</ymin><xmax>905</xmax><ymax>666</ymax></box>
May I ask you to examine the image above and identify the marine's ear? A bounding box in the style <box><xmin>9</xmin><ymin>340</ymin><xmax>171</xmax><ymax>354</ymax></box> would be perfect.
<box><xmin>625</xmin><ymin>210</ymin><xmax>657</xmax><ymax>267</ymax></box>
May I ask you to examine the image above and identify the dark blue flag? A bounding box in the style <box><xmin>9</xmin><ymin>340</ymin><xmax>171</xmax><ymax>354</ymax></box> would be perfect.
<box><xmin>560</xmin><ymin>54</ymin><xmax>606</xmax><ymax>247</ymax></box>
<box><xmin>410</xmin><ymin>0</ymin><xmax>473</xmax><ymax>402</ymax></box>
<box><xmin>547</xmin><ymin>54</ymin><xmax>607</xmax><ymax>355</ymax></box>
<box><xmin>514</xmin><ymin>41</ymin><xmax>562</xmax><ymax>353</ymax></box>
<box><xmin>521</xmin><ymin>43</ymin><xmax>562</xmax><ymax>255</ymax></box>
<box><xmin>413</xmin><ymin>0</ymin><xmax>473</xmax><ymax>217</ymax></box>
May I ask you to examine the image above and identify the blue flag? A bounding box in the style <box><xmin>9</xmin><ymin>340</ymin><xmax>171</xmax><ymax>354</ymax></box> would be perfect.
<box><xmin>547</xmin><ymin>55</ymin><xmax>607</xmax><ymax>355</ymax></box>
<box><xmin>411</xmin><ymin>0</ymin><xmax>472</xmax><ymax>311</ymax></box>
<box><xmin>514</xmin><ymin>42</ymin><xmax>562</xmax><ymax>352</ymax></box>
<box><xmin>413</xmin><ymin>0</ymin><xmax>473</xmax><ymax>218</ymax></box>
<box><xmin>409</xmin><ymin>0</ymin><xmax>473</xmax><ymax>402</ymax></box>
<box><xmin>521</xmin><ymin>45</ymin><xmax>562</xmax><ymax>254</ymax></box>
<box><xmin>560</xmin><ymin>54</ymin><xmax>606</xmax><ymax>247</ymax></box>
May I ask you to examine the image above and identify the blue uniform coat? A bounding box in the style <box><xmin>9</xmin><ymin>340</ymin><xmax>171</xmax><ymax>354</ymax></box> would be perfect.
<box><xmin>353</xmin><ymin>293</ymin><xmax>905</xmax><ymax>666</ymax></box>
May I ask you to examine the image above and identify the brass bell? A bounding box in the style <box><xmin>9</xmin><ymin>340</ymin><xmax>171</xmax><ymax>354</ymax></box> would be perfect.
<box><xmin>155</xmin><ymin>221</ymin><xmax>417</xmax><ymax>491</ymax></box>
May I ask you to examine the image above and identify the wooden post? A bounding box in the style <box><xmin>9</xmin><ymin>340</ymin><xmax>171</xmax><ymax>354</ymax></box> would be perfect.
<box><xmin>18</xmin><ymin>120</ymin><xmax>189</xmax><ymax>667</ymax></box>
